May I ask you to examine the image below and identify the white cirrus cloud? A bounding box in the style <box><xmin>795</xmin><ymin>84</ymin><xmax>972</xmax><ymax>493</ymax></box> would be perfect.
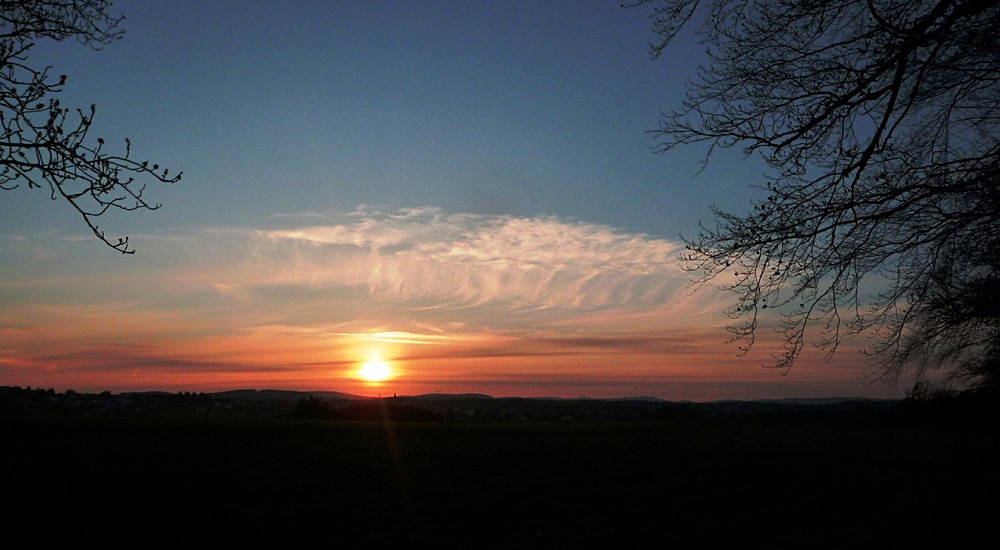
<box><xmin>249</xmin><ymin>207</ymin><xmax>687</xmax><ymax>311</ymax></box>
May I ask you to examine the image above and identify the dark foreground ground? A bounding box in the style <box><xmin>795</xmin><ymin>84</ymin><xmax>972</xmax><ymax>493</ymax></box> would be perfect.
<box><xmin>3</xmin><ymin>411</ymin><xmax>998</xmax><ymax>547</ymax></box>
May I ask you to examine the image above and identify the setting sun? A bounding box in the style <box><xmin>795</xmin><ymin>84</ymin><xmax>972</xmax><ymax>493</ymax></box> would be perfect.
<box><xmin>358</xmin><ymin>360</ymin><xmax>393</xmax><ymax>382</ymax></box>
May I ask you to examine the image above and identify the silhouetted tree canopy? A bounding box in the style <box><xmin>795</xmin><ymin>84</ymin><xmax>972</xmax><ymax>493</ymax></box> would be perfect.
<box><xmin>1</xmin><ymin>0</ymin><xmax>180</xmax><ymax>253</ymax></box>
<box><xmin>636</xmin><ymin>0</ymin><xmax>1000</xmax><ymax>387</ymax></box>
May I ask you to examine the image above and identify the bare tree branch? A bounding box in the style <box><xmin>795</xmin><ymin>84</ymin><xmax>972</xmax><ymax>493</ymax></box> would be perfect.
<box><xmin>634</xmin><ymin>0</ymin><xmax>1000</xmax><ymax>386</ymax></box>
<box><xmin>0</xmin><ymin>0</ymin><xmax>181</xmax><ymax>254</ymax></box>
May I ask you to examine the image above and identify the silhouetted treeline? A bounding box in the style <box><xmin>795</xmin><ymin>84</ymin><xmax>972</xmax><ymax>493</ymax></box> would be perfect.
<box><xmin>896</xmin><ymin>382</ymin><xmax>1000</xmax><ymax>431</ymax></box>
<box><xmin>3</xmin><ymin>385</ymin><xmax>995</xmax><ymax>430</ymax></box>
<box><xmin>1</xmin><ymin>386</ymin><xmax>218</xmax><ymax>419</ymax></box>
<box><xmin>290</xmin><ymin>396</ymin><xmax>444</xmax><ymax>422</ymax></box>
<box><xmin>423</xmin><ymin>396</ymin><xmax>670</xmax><ymax>423</ymax></box>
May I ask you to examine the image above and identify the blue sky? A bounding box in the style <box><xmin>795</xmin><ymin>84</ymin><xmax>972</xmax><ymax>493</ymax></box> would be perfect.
<box><xmin>1</xmin><ymin>1</ymin><xmax>898</xmax><ymax>399</ymax></box>
<box><xmin>12</xmin><ymin>0</ymin><xmax>764</xmax><ymax>241</ymax></box>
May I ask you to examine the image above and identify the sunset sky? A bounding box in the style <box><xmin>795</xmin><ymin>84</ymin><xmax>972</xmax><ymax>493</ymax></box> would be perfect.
<box><xmin>0</xmin><ymin>0</ymin><xmax>903</xmax><ymax>400</ymax></box>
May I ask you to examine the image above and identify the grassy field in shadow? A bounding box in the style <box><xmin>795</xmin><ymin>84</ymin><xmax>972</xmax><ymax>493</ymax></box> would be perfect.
<box><xmin>3</xmin><ymin>412</ymin><xmax>997</xmax><ymax>547</ymax></box>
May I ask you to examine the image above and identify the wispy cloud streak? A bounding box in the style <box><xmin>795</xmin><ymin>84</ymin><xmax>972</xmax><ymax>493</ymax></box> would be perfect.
<box><xmin>253</xmin><ymin>207</ymin><xmax>686</xmax><ymax>311</ymax></box>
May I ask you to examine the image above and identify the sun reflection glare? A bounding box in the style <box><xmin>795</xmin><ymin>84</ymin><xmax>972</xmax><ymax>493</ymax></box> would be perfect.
<box><xmin>358</xmin><ymin>360</ymin><xmax>392</xmax><ymax>382</ymax></box>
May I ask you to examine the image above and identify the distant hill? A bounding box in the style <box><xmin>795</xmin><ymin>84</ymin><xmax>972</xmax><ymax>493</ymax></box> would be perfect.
<box><xmin>212</xmin><ymin>389</ymin><xmax>367</xmax><ymax>401</ymax></box>
<box><xmin>1</xmin><ymin>385</ymin><xmax>914</xmax><ymax>423</ymax></box>
<box><xmin>413</xmin><ymin>393</ymin><xmax>493</xmax><ymax>401</ymax></box>
<box><xmin>407</xmin><ymin>393</ymin><xmax>668</xmax><ymax>403</ymax></box>
<box><xmin>748</xmin><ymin>397</ymin><xmax>896</xmax><ymax>405</ymax></box>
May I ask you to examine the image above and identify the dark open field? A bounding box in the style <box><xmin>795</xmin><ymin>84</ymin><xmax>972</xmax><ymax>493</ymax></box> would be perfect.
<box><xmin>4</xmin><ymin>410</ymin><xmax>998</xmax><ymax>547</ymax></box>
